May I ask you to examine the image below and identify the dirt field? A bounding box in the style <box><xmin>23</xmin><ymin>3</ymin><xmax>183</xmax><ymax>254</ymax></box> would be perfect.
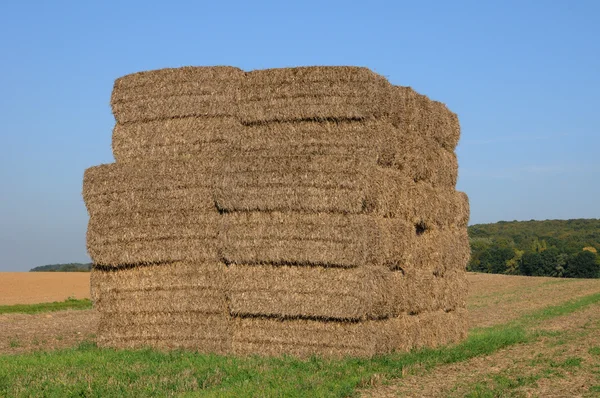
<box><xmin>0</xmin><ymin>272</ymin><xmax>91</xmax><ymax>305</ymax></box>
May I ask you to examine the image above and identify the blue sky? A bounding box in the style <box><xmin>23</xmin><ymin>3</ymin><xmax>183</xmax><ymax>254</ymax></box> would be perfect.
<box><xmin>0</xmin><ymin>1</ymin><xmax>598</xmax><ymax>271</ymax></box>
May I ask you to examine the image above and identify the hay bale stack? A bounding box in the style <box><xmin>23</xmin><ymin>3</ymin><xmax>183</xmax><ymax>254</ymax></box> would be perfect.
<box><xmin>83</xmin><ymin>65</ymin><xmax>470</xmax><ymax>357</ymax></box>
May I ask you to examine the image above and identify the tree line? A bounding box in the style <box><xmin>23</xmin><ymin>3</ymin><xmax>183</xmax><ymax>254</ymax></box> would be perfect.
<box><xmin>468</xmin><ymin>219</ymin><xmax>600</xmax><ymax>278</ymax></box>
<box><xmin>29</xmin><ymin>263</ymin><xmax>92</xmax><ymax>272</ymax></box>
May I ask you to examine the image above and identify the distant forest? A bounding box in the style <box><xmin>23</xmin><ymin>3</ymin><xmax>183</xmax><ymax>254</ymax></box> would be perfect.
<box><xmin>468</xmin><ymin>219</ymin><xmax>600</xmax><ymax>278</ymax></box>
<box><xmin>29</xmin><ymin>263</ymin><xmax>92</xmax><ymax>272</ymax></box>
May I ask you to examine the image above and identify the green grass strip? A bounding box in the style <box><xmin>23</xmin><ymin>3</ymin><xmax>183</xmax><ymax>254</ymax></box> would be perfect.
<box><xmin>520</xmin><ymin>292</ymin><xmax>600</xmax><ymax>324</ymax></box>
<box><xmin>0</xmin><ymin>298</ymin><xmax>92</xmax><ymax>315</ymax></box>
<box><xmin>1</xmin><ymin>292</ymin><xmax>599</xmax><ymax>397</ymax></box>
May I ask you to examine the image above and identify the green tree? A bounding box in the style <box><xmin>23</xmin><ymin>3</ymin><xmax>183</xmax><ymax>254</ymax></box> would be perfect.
<box><xmin>505</xmin><ymin>249</ymin><xmax>525</xmax><ymax>275</ymax></box>
<box><xmin>566</xmin><ymin>251</ymin><xmax>600</xmax><ymax>278</ymax></box>
<box><xmin>479</xmin><ymin>246</ymin><xmax>514</xmax><ymax>274</ymax></box>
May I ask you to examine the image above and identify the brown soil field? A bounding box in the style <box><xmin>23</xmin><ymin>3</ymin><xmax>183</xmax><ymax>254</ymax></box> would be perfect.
<box><xmin>0</xmin><ymin>272</ymin><xmax>91</xmax><ymax>305</ymax></box>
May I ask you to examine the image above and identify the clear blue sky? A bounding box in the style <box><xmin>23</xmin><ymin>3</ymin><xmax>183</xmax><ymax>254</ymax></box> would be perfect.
<box><xmin>0</xmin><ymin>1</ymin><xmax>598</xmax><ymax>271</ymax></box>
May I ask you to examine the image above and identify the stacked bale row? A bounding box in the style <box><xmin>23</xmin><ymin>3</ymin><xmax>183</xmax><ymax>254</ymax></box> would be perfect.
<box><xmin>84</xmin><ymin>66</ymin><xmax>470</xmax><ymax>357</ymax></box>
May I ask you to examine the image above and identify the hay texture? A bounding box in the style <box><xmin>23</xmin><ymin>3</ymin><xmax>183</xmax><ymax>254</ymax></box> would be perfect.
<box><xmin>84</xmin><ymin>65</ymin><xmax>470</xmax><ymax>358</ymax></box>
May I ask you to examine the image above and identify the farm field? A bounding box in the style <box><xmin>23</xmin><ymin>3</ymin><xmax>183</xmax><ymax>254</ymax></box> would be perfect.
<box><xmin>0</xmin><ymin>272</ymin><xmax>91</xmax><ymax>305</ymax></box>
<box><xmin>1</xmin><ymin>272</ymin><xmax>600</xmax><ymax>396</ymax></box>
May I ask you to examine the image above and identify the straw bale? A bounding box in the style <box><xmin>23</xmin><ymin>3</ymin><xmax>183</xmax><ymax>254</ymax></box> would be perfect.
<box><xmin>87</xmin><ymin>221</ymin><xmax>218</xmax><ymax>249</ymax></box>
<box><xmin>219</xmin><ymin>212</ymin><xmax>468</xmax><ymax>271</ymax></box>
<box><xmin>238</xmin><ymin>96</ymin><xmax>381</xmax><ymax>124</ymax></box>
<box><xmin>401</xmin><ymin>225</ymin><xmax>471</xmax><ymax>275</ymax></box>
<box><xmin>112</xmin><ymin>94</ymin><xmax>238</xmax><ymax>124</ymax></box>
<box><xmin>244</xmin><ymin>66</ymin><xmax>387</xmax><ymax>84</ymax></box>
<box><xmin>227</xmin><ymin>265</ymin><xmax>466</xmax><ymax>320</ymax></box>
<box><xmin>236</xmin><ymin>119</ymin><xmax>387</xmax><ymax>153</ymax></box>
<box><xmin>87</xmin><ymin>238</ymin><xmax>218</xmax><ymax>267</ymax></box>
<box><xmin>90</xmin><ymin>261</ymin><xmax>224</xmax><ymax>303</ymax></box>
<box><xmin>82</xmin><ymin>160</ymin><xmax>217</xmax><ymax>198</ymax></box>
<box><xmin>231</xmin><ymin>120</ymin><xmax>457</xmax><ymax>188</ymax></box>
<box><xmin>408</xmin><ymin>308</ymin><xmax>468</xmax><ymax>349</ymax></box>
<box><xmin>215</xmin><ymin>166</ymin><xmax>469</xmax><ymax>227</ymax></box>
<box><xmin>87</xmin><ymin>211</ymin><xmax>220</xmax><ymax>234</ymax></box>
<box><xmin>111</xmin><ymin>80</ymin><xmax>239</xmax><ymax>105</ymax></box>
<box><xmin>237</xmin><ymin>67</ymin><xmax>391</xmax><ymax>123</ymax></box>
<box><xmin>112</xmin><ymin>116</ymin><xmax>240</xmax><ymax>162</ymax></box>
<box><xmin>398</xmin><ymin>270</ymin><xmax>468</xmax><ymax>314</ymax></box>
<box><xmin>227</xmin><ymin>265</ymin><xmax>395</xmax><ymax>320</ymax></box>
<box><xmin>231</xmin><ymin>316</ymin><xmax>407</xmax><ymax>358</ymax></box>
<box><xmin>84</xmin><ymin>188</ymin><xmax>216</xmax><ymax>216</ymax></box>
<box><xmin>113</xmin><ymin>66</ymin><xmax>244</xmax><ymax>91</ymax></box>
<box><xmin>111</xmin><ymin>117</ymin><xmax>456</xmax><ymax>187</ymax></box>
<box><xmin>219</xmin><ymin>212</ymin><xmax>412</xmax><ymax>268</ymax></box>
<box><xmin>97</xmin><ymin>312</ymin><xmax>230</xmax><ymax>354</ymax></box>
<box><xmin>390</xmin><ymin>86</ymin><xmax>461</xmax><ymax>150</ymax></box>
<box><xmin>96</xmin><ymin>287</ymin><xmax>225</xmax><ymax>314</ymax></box>
<box><xmin>366</xmin><ymin>169</ymin><xmax>469</xmax><ymax>226</ymax></box>
<box><xmin>82</xmin><ymin>160</ymin><xmax>218</xmax><ymax>216</ymax></box>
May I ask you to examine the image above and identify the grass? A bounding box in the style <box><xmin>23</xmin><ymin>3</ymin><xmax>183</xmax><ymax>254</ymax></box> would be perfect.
<box><xmin>3</xmin><ymin>292</ymin><xmax>600</xmax><ymax>397</ymax></box>
<box><xmin>0</xmin><ymin>327</ymin><xmax>528</xmax><ymax>398</ymax></box>
<box><xmin>0</xmin><ymin>297</ymin><xmax>92</xmax><ymax>315</ymax></box>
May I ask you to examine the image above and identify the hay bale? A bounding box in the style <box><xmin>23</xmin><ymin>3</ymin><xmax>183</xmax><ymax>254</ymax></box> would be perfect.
<box><xmin>111</xmin><ymin>67</ymin><xmax>244</xmax><ymax>123</ymax></box>
<box><xmin>112</xmin><ymin>118</ymin><xmax>457</xmax><ymax>187</ymax></box>
<box><xmin>90</xmin><ymin>261</ymin><xmax>223</xmax><ymax>302</ymax></box>
<box><xmin>87</xmin><ymin>238</ymin><xmax>219</xmax><ymax>266</ymax></box>
<box><xmin>82</xmin><ymin>160</ymin><xmax>218</xmax><ymax>198</ymax></box>
<box><xmin>82</xmin><ymin>161</ymin><xmax>218</xmax><ymax>215</ymax></box>
<box><xmin>231</xmin><ymin>316</ymin><xmax>407</xmax><ymax>358</ymax></box>
<box><xmin>219</xmin><ymin>212</ymin><xmax>412</xmax><ymax>268</ymax></box>
<box><xmin>231</xmin><ymin>309</ymin><xmax>467</xmax><ymax>358</ymax></box>
<box><xmin>390</xmin><ymin>86</ymin><xmax>460</xmax><ymax>151</ymax></box>
<box><xmin>112</xmin><ymin>116</ymin><xmax>240</xmax><ymax>162</ymax></box>
<box><xmin>86</xmin><ymin>211</ymin><xmax>220</xmax><ymax>266</ymax></box>
<box><xmin>87</xmin><ymin>210</ymin><xmax>220</xmax><ymax>234</ymax></box>
<box><xmin>219</xmin><ymin>211</ymin><xmax>470</xmax><ymax>274</ymax></box>
<box><xmin>215</xmin><ymin>165</ymin><xmax>469</xmax><ymax>227</ymax></box>
<box><xmin>85</xmin><ymin>65</ymin><xmax>470</xmax><ymax>358</ymax></box>
<box><xmin>84</xmin><ymin>188</ymin><xmax>216</xmax><ymax>216</ymax></box>
<box><xmin>112</xmin><ymin>95</ymin><xmax>238</xmax><ymax>124</ymax></box>
<box><xmin>112</xmin><ymin>66</ymin><xmax>244</xmax><ymax>91</ymax></box>
<box><xmin>227</xmin><ymin>265</ymin><xmax>467</xmax><ymax>320</ymax></box>
<box><xmin>227</xmin><ymin>265</ymin><xmax>396</xmax><ymax>320</ymax></box>
<box><xmin>93</xmin><ymin>261</ymin><xmax>229</xmax><ymax>352</ymax></box>
<box><xmin>97</xmin><ymin>312</ymin><xmax>231</xmax><ymax>354</ymax></box>
<box><xmin>400</xmin><ymin>270</ymin><xmax>468</xmax><ymax>314</ymax></box>
<box><xmin>240</xmin><ymin>67</ymin><xmax>390</xmax><ymax>117</ymax></box>
<box><xmin>243</xmin><ymin>66</ymin><xmax>385</xmax><ymax>84</ymax></box>
<box><xmin>408</xmin><ymin>309</ymin><xmax>468</xmax><ymax>349</ymax></box>
<box><xmin>402</xmin><ymin>225</ymin><xmax>471</xmax><ymax>275</ymax></box>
